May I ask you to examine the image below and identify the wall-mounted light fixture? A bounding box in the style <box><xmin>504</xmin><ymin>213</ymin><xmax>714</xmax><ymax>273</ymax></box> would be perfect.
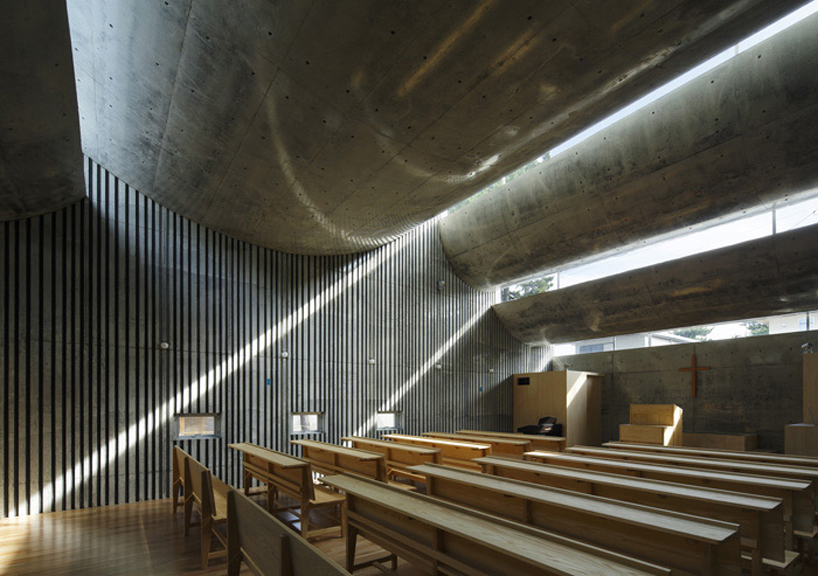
<box><xmin>434</xmin><ymin>363</ymin><xmax>443</xmax><ymax>370</ymax></box>
<box><xmin>280</xmin><ymin>351</ymin><xmax>290</xmax><ymax>359</ymax></box>
<box><xmin>159</xmin><ymin>341</ymin><xmax>170</xmax><ymax>350</ymax></box>
<box><xmin>437</xmin><ymin>280</ymin><xmax>446</xmax><ymax>292</ymax></box>
<box><xmin>488</xmin><ymin>368</ymin><xmax>494</xmax><ymax>374</ymax></box>
<box><xmin>368</xmin><ymin>357</ymin><xmax>376</xmax><ymax>365</ymax></box>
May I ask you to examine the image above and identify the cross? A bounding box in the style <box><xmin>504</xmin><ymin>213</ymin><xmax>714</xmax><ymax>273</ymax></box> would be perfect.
<box><xmin>679</xmin><ymin>354</ymin><xmax>710</xmax><ymax>398</ymax></box>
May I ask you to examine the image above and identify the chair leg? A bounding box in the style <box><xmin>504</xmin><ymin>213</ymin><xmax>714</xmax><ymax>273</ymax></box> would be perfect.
<box><xmin>300</xmin><ymin>503</ymin><xmax>310</xmax><ymax>539</ymax></box>
<box><xmin>201</xmin><ymin>519</ymin><xmax>213</xmax><ymax>570</ymax></box>
<box><xmin>183</xmin><ymin>495</ymin><xmax>192</xmax><ymax>536</ymax></box>
<box><xmin>346</xmin><ymin>525</ymin><xmax>358</xmax><ymax>573</ymax></box>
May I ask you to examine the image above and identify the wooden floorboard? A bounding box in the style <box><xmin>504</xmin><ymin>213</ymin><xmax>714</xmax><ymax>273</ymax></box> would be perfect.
<box><xmin>0</xmin><ymin>498</ymin><xmax>425</xmax><ymax>575</ymax></box>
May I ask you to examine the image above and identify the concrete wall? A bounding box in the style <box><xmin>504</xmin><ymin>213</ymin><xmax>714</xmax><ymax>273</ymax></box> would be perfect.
<box><xmin>0</xmin><ymin>158</ymin><xmax>546</xmax><ymax>518</ymax></box>
<box><xmin>552</xmin><ymin>331</ymin><xmax>815</xmax><ymax>452</ymax></box>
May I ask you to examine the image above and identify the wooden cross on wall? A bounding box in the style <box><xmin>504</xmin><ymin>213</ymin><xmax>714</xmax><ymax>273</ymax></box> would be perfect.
<box><xmin>679</xmin><ymin>354</ymin><xmax>710</xmax><ymax>398</ymax></box>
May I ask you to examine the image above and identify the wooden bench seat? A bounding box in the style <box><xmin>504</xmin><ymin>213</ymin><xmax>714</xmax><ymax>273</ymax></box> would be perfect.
<box><xmin>457</xmin><ymin>429</ymin><xmax>566</xmax><ymax>452</ymax></box>
<box><xmin>342</xmin><ymin>436</ymin><xmax>441</xmax><ymax>483</ymax></box>
<box><xmin>423</xmin><ymin>431</ymin><xmax>531</xmax><ymax>458</ymax></box>
<box><xmin>568</xmin><ymin>446</ymin><xmax>818</xmax><ymax>515</ymax></box>
<box><xmin>410</xmin><ymin>463</ymin><xmax>742</xmax><ymax>575</ymax></box>
<box><xmin>229</xmin><ymin>442</ymin><xmax>345</xmax><ymax>540</ymax></box>
<box><xmin>475</xmin><ymin>456</ymin><xmax>786</xmax><ymax>575</ymax></box>
<box><xmin>523</xmin><ymin>450</ymin><xmax>814</xmax><ymax>545</ymax></box>
<box><xmin>227</xmin><ymin>488</ymin><xmax>349</xmax><ymax>575</ymax></box>
<box><xmin>292</xmin><ymin>438</ymin><xmax>415</xmax><ymax>491</ymax></box>
<box><xmin>322</xmin><ymin>473</ymin><xmax>671</xmax><ymax>576</ymax></box>
<box><xmin>184</xmin><ymin>453</ymin><xmax>231</xmax><ymax>568</ymax></box>
<box><xmin>382</xmin><ymin>434</ymin><xmax>490</xmax><ymax>470</ymax></box>
<box><xmin>604</xmin><ymin>441</ymin><xmax>818</xmax><ymax>469</ymax></box>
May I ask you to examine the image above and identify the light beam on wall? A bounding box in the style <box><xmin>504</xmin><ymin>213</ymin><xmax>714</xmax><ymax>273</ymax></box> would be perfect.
<box><xmin>19</xmin><ymin>230</ymin><xmax>411</xmax><ymax>517</ymax></box>
<box><xmin>352</xmin><ymin>305</ymin><xmax>488</xmax><ymax>437</ymax></box>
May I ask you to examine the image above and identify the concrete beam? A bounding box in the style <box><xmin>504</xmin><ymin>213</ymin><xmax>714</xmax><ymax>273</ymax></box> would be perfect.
<box><xmin>493</xmin><ymin>223</ymin><xmax>818</xmax><ymax>344</ymax></box>
<box><xmin>440</xmin><ymin>9</ymin><xmax>818</xmax><ymax>289</ymax></box>
<box><xmin>67</xmin><ymin>0</ymin><xmax>804</xmax><ymax>254</ymax></box>
<box><xmin>0</xmin><ymin>0</ymin><xmax>85</xmax><ymax>221</ymax></box>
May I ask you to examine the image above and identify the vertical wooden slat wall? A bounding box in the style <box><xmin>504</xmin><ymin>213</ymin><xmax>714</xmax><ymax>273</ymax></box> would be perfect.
<box><xmin>0</xmin><ymin>158</ymin><xmax>547</xmax><ymax>518</ymax></box>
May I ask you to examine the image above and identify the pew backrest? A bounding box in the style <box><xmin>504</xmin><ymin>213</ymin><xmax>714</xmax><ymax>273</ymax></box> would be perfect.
<box><xmin>227</xmin><ymin>489</ymin><xmax>349</xmax><ymax>576</ymax></box>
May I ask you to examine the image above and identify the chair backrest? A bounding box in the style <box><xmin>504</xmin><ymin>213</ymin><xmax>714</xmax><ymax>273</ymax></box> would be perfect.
<box><xmin>185</xmin><ymin>455</ymin><xmax>216</xmax><ymax>519</ymax></box>
<box><xmin>227</xmin><ymin>489</ymin><xmax>349</xmax><ymax>576</ymax></box>
<box><xmin>173</xmin><ymin>446</ymin><xmax>189</xmax><ymax>484</ymax></box>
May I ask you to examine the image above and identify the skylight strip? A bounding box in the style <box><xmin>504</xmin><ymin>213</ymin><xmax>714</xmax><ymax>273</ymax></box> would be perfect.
<box><xmin>549</xmin><ymin>0</ymin><xmax>818</xmax><ymax>159</ymax></box>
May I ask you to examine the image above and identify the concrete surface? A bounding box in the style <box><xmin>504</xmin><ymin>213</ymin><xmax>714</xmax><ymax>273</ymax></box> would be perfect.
<box><xmin>494</xmin><ymin>222</ymin><xmax>818</xmax><ymax>344</ymax></box>
<box><xmin>65</xmin><ymin>0</ymin><xmax>803</xmax><ymax>254</ymax></box>
<box><xmin>0</xmin><ymin>0</ymin><xmax>85</xmax><ymax>221</ymax></box>
<box><xmin>440</xmin><ymin>8</ymin><xmax>818</xmax><ymax>290</ymax></box>
<box><xmin>552</xmin><ymin>330</ymin><xmax>814</xmax><ymax>451</ymax></box>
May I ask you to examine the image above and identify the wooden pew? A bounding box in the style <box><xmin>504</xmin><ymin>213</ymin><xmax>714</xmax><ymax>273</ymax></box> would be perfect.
<box><xmin>184</xmin><ymin>454</ymin><xmax>230</xmax><ymax>569</ymax></box>
<box><xmin>572</xmin><ymin>445</ymin><xmax>818</xmax><ymax>561</ymax></box>
<box><xmin>410</xmin><ymin>463</ymin><xmax>741</xmax><ymax>575</ymax></box>
<box><xmin>229</xmin><ymin>442</ymin><xmax>345</xmax><ymax>540</ymax></box>
<box><xmin>604</xmin><ymin>441</ymin><xmax>818</xmax><ymax>469</ymax></box>
<box><xmin>567</xmin><ymin>446</ymin><xmax>818</xmax><ymax>514</ymax></box>
<box><xmin>423</xmin><ymin>431</ymin><xmax>531</xmax><ymax>458</ymax></box>
<box><xmin>172</xmin><ymin>445</ymin><xmax>188</xmax><ymax>514</ymax></box>
<box><xmin>291</xmin><ymin>439</ymin><xmax>388</xmax><ymax>481</ymax></box>
<box><xmin>226</xmin><ymin>488</ymin><xmax>349</xmax><ymax>575</ymax></box>
<box><xmin>321</xmin><ymin>473</ymin><xmax>671</xmax><ymax>576</ymax></box>
<box><xmin>475</xmin><ymin>456</ymin><xmax>788</xmax><ymax>575</ymax></box>
<box><xmin>342</xmin><ymin>436</ymin><xmax>441</xmax><ymax>482</ymax></box>
<box><xmin>523</xmin><ymin>450</ymin><xmax>814</xmax><ymax>542</ymax></box>
<box><xmin>457</xmin><ymin>429</ymin><xmax>566</xmax><ymax>452</ymax></box>
<box><xmin>382</xmin><ymin>434</ymin><xmax>490</xmax><ymax>470</ymax></box>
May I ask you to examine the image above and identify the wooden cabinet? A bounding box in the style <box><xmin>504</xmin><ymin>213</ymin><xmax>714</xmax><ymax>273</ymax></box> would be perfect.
<box><xmin>512</xmin><ymin>370</ymin><xmax>602</xmax><ymax>447</ymax></box>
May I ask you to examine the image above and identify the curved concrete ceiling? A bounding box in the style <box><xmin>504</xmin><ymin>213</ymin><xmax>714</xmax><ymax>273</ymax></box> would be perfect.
<box><xmin>66</xmin><ymin>0</ymin><xmax>805</xmax><ymax>255</ymax></box>
<box><xmin>0</xmin><ymin>0</ymin><xmax>85</xmax><ymax>221</ymax></box>
<box><xmin>440</xmin><ymin>9</ymin><xmax>818</xmax><ymax>290</ymax></box>
<box><xmin>493</xmin><ymin>223</ymin><xmax>818</xmax><ymax>344</ymax></box>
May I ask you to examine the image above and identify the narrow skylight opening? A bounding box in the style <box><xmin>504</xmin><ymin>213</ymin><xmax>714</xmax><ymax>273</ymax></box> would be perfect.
<box><xmin>441</xmin><ymin>0</ymin><xmax>818</xmax><ymax>222</ymax></box>
<box><xmin>549</xmin><ymin>0</ymin><xmax>818</xmax><ymax>159</ymax></box>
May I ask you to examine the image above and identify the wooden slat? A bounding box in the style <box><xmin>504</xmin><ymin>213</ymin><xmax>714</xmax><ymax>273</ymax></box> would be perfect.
<box><xmin>322</xmin><ymin>474</ymin><xmax>671</xmax><ymax>576</ymax></box>
<box><xmin>411</xmin><ymin>463</ymin><xmax>741</xmax><ymax>575</ymax></box>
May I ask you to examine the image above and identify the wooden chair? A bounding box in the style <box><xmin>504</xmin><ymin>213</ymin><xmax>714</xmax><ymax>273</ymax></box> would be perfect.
<box><xmin>382</xmin><ymin>434</ymin><xmax>490</xmax><ymax>470</ymax></box>
<box><xmin>184</xmin><ymin>455</ymin><xmax>230</xmax><ymax>569</ymax></box>
<box><xmin>457</xmin><ymin>429</ymin><xmax>567</xmax><ymax>452</ymax></box>
<box><xmin>342</xmin><ymin>436</ymin><xmax>441</xmax><ymax>483</ymax></box>
<box><xmin>226</xmin><ymin>488</ymin><xmax>349</xmax><ymax>575</ymax></box>
<box><xmin>230</xmin><ymin>443</ymin><xmax>346</xmax><ymax>540</ymax></box>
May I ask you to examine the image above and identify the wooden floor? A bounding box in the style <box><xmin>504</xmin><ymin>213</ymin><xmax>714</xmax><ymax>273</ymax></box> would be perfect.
<box><xmin>0</xmin><ymin>497</ymin><xmax>426</xmax><ymax>575</ymax></box>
